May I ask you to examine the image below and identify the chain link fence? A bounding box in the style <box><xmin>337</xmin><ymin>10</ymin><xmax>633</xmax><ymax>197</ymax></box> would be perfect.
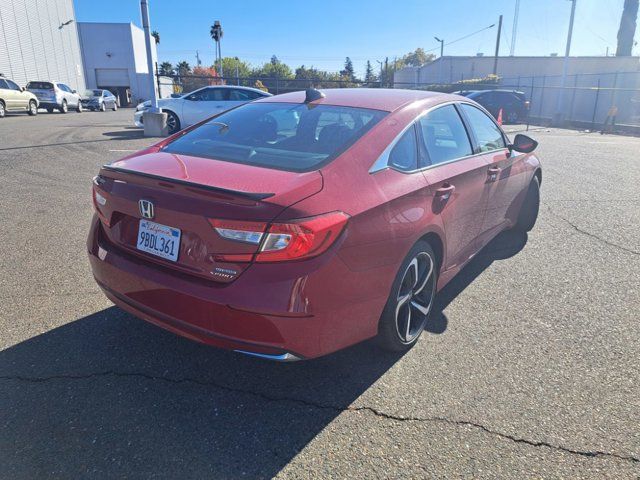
<box><xmin>156</xmin><ymin>70</ymin><xmax>640</xmax><ymax>132</ymax></box>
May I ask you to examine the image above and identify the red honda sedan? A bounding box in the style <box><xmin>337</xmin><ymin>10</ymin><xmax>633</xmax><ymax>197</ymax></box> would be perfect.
<box><xmin>88</xmin><ymin>88</ymin><xmax>541</xmax><ymax>360</ymax></box>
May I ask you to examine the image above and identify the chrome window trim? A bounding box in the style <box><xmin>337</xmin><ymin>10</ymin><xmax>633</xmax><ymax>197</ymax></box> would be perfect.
<box><xmin>369</xmin><ymin>101</ymin><xmax>508</xmax><ymax>175</ymax></box>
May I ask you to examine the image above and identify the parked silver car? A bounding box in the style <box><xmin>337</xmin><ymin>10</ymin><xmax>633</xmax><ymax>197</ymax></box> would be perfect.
<box><xmin>26</xmin><ymin>81</ymin><xmax>82</xmax><ymax>113</ymax></box>
<box><xmin>81</xmin><ymin>89</ymin><xmax>118</xmax><ymax>112</ymax></box>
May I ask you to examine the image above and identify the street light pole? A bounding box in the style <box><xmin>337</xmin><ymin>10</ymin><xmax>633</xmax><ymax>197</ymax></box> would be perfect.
<box><xmin>140</xmin><ymin>0</ymin><xmax>159</xmax><ymax>113</ymax></box>
<box><xmin>434</xmin><ymin>37</ymin><xmax>444</xmax><ymax>83</ymax></box>
<box><xmin>555</xmin><ymin>0</ymin><xmax>577</xmax><ymax>125</ymax></box>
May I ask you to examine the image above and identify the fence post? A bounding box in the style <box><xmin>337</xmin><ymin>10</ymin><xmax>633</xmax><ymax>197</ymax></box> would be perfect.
<box><xmin>155</xmin><ymin>62</ymin><xmax>161</xmax><ymax>99</ymax></box>
<box><xmin>591</xmin><ymin>79</ymin><xmax>601</xmax><ymax>130</ymax></box>
<box><xmin>527</xmin><ymin>79</ymin><xmax>534</xmax><ymax>131</ymax></box>
<box><xmin>275</xmin><ymin>74</ymin><xmax>279</xmax><ymax>95</ymax></box>
<box><xmin>568</xmin><ymin>74</ymin><xmax>578</xmax><ymax>122</ymax></box>
<box><xmin>538</xmin><ymin>75</ymin><xmax>546</xmax><ymax>121</ymax></box>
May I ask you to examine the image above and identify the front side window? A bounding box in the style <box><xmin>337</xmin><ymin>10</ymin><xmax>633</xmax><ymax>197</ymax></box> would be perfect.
<box><xmin>162</xmin><ymin>102</ymin><xmax>386</xmax><ymax>172</ymax></box>
<box><xmin>388</xmin><ymin>126</ymin><xmax>417</xmax><ymax>171</ymax></box>
<box><xmin>418</xmin><ymin>105</ymin><xmax>473</xmax><ymax>166</ymax></box>
<box><xmin>188</xmin><ymin>88</ymin><xmax>226</xmax><ymax>101</ymax></box>
<box><xmin>229</xmin><ymin>89</ymin><xmax>262</xmax><ymax>101</ymax></box>
<box><xmin>460</xmin><ymin>103</ymin><xmax>506</xmax><ymax>153</ymax></box>
<box><xmin>6</xmin><ymin>79</ymin><xmax>20</xmax><ymax>91</ymax></box>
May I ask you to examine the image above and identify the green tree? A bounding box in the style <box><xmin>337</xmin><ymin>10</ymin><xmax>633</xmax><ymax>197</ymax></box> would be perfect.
<box><xmin>159</xmin><ymin>61</ymin><xmax>173</xmax><ymax>76</ymax></box>
<box><xmin>176</xmin><ymin>61</ymin><xmax>191</xmax><ymax>76</ymax></box>
<box><xmin>151</xmin><ymin>30</ymin><xmax>160</xmax><ymax>45</ymax></box>
<box><xmin>400</xmin><ymin>48</ymin><xmax>435</xmax><ymax>67</ymax></box>
<box><xmin>255</xmin><ymin>56</ymin><xmax>293</xmax><ymax>79</ymax></box>
<box><xmin>364</xmin><ymin>60</ymin><xmax>377</xmax><ymax>84</ymax></box>
<box><xmin>220</xmin><ymin>57</ymin><xmax>253</xmax><ymax>79</ymax></box>
<box><xmin>340</xmin><ymin>57</ymin><xmax>356</xmax><ymax>82</ymax></box>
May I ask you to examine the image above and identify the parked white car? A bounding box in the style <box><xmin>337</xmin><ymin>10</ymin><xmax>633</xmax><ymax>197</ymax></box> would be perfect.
<box><xmin>134</xmin><ymin>85</ymin><xmax>272</xmax><ymax>134</ymax></box>
<box><xmin>26</xmin><ymin>81</ymin><xmax>82</xmax><ymax>113</ymax></box>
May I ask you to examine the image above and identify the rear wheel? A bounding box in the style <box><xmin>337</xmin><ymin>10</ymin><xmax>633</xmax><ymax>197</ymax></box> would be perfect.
<box><xmin>166</xmin><ymin>110</ymin><xmax>180</xmax><ymax>134</ymax></box>
<box><xmin>59</xmin><ymin>100</ymin><xmax>68</xmax><ymax>113</ymax></box>
<box><xmin>0</xmin><ymin>101</ymin><xmax>5</xmax><ymax>118</ymax></box>
<box><xmin>513</xmin><ymin>176</ymin><xmax>540</xmax><ymax>232</ymax></box>
<box><xmin>28</xmin><ymin>100</ymin><xmax>38</xmax><ymax>116</ymax></box>
<box><xmin>377</xmin><ymin>241</ymin><xmax>438</xmax><ymax>352</ymax></box>
<box><xmin>76</xmin><ymin>102</ymin><xmax>83</xmax><ymax>113</ymax></box>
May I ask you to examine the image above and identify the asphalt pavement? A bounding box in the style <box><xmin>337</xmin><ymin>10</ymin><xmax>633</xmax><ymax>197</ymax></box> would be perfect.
<box><xmin>0</xmin><ymin>109</ymin><xmax>638</xmax><ymax>479</ymax></box>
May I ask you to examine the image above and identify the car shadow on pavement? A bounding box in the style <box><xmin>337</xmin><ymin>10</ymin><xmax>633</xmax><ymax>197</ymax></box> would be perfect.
<box><xmin>0</xmin><ymin>230</ymin><xmax>527</xmax><ymax>479</ymax></box>
<box><xmin>102</xmin><ymin>129</ymin><xmax>146</xmax><ymax>140</ymax></box>
<box><xmin>427</xmin><ymin>230</ymin><xmax>528</xmax><ymax>334</ymax></box>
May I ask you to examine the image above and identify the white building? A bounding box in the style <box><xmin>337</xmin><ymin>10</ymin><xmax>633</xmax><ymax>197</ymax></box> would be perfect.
<box><xmin>77</xmin><ymin>22</ymin><xmax>162</xmax><ymax>106</ymax></box>
<box><xmin>0</xmin><ymin>0</ymin><xmax>85</xmax><ymax>91</ymax></box>
<box><xmin>394</xmin><ymin>55</ymin><xmax>640</xmax><ymax>86</ymax></box>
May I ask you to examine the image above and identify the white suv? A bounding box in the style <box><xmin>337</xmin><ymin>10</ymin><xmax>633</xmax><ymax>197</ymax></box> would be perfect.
<box><xmin>26</xmin><ymin>81</ymin><xmax>83</xmax><ymax>113</ymax></box>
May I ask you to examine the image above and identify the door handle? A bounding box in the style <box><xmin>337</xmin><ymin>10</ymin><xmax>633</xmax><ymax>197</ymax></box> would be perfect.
<box><xmin>487</xmin><ymin>166</ymin><xmax>501</xmax><ymax>181</ymax></box>
<box><xmin>435</xmin><ymin>183</ymin><xmax>455</xmax><ymax>200</ymax></box>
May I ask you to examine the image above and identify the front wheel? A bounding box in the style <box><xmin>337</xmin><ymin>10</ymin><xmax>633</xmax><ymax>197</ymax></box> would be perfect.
<box><xmin>377</xmin><ymin>241</ymin><xmax>438</xmax><ymax>352</ymax></box>
<box><xmin>165</xmin><ymin>110</ymin><xmax>180</xmax><ymax>134</ymax></box>
<box><xmin>59</xmin><ymin>100</ymin><xmax>68</xmax><ymax>113</ymax></box>
<box><xmin>112</xmin><ymin>102</ymin><xmax>118</xmax><ymax>111</ymax></box>
<box><xmin>99</xmin><ymin>102</ymin><xmax>106</xmax><ymax>112</ymax></box>
<box><xmin>0</xmin><ymin>101</ymin><xmax>5</xmax><ymax>118</ymax></box>
<box><xmin>76</xmin><ymin>102</ymin><xmax>83</xmax><ymax>113</ymax></box>
<box><xmin>28</xmin><ymin>100</ymin><xmax>38</xmax><ymax>116</ymax></box>
<box><xmin>513</xmin><ymin>176</ymin><xmax>540</xmax><ymax>232</ymax></box>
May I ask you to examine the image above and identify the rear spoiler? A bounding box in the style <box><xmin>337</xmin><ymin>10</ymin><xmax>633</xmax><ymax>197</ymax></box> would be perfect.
<box><xmin>101</xmin><ymin>164</ymin><xmax>275</xmax><ymax>201</ymax></box>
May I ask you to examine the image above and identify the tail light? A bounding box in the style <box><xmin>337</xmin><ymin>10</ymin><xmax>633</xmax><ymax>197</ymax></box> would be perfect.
<box><xmin>208</xmin><ymin>211</ymin><xmax>349</xmax><ymax>263</ymax></box>
<box><xmin>524</xmin><ymin>100</ymin><xmax>531</xmax><ymax>110</ymax></box>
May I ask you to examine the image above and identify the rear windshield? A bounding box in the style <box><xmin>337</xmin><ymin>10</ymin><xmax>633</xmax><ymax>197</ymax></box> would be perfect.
<box><xmin>161</xmin><ymin>102</ymin><xmax>387</xmax><ymax>172</ymax></box>
<box><xmin>26</xmin><ymin>82</ymin><xmax>53</xmax><ymax>90</ymax></box>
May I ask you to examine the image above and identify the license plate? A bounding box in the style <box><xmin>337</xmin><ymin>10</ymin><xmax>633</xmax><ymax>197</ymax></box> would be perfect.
<box><xmin>137</xmin><ymin>220</ymin><xmax>181</xmax><ymax>262</ymax></box>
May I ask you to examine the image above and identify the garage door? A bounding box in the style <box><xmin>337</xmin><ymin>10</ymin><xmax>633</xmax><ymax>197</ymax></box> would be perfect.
<box><xmin>95</xmin><ymin>69</ymin><xmax>130</xmax><ymax>87</ymax></box>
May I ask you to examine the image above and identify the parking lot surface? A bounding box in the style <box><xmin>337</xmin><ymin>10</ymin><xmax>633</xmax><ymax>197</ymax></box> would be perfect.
<box><xmin>0</xmin><ymin>110</ymin><xmax>638</xmax><ymax>479</ymax></box>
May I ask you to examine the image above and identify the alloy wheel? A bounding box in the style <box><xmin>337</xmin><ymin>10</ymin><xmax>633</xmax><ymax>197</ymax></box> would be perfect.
<box><xmin>0</xmin><ymin>102</ymin><xmax>5</xmax><ymax>118</ymax></box>
<box><xmin>167</xmin><ymin>113</ymin><xmax>177</xmax><ymax>133</ymax></box>
<box><xmin>394</xmin><ymin>251</ymin><xmax>435</xmax><ymax>344</ymax></box>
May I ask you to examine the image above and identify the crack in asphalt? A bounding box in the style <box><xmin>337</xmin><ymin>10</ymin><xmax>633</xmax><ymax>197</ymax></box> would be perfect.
<box><xmin>546</xmin><ymin>207</ymin><xmax>639</xmax><ymax>255</ymax></box>
<box><xmin>1</xmin><ymin>370</ymin><xmax>638</xmax><ymax>465</ymax></box>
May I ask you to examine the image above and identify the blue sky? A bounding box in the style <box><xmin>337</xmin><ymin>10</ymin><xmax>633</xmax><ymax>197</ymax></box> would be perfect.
<box><xmin>74</xmin><ymin>0</ymin><xmax>637</xmax><ymax>76</ymax></box>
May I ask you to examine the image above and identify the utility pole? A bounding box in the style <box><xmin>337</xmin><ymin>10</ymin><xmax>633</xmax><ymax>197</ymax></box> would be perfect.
<box><xmin>434</xmin><ymin>36</ymin><xmax>444</xmax><ymax>83</ymax></box>
<box><xmin>140</xmin><ymin>0</ymin><xmax>159</xmax><ymax>112</ymax></box>
<box><xmin>510</xmin><ymin>0</ymin><xmax>520</xmax><ymax>55</ymax></box>
<box><xmin>492</xmin><ymin>15</ymin><xmax>503</xmax><ymax>75</ymax></box>
<box><xmin>140</xmin><ymin>0</ymin><xmax>167</xmax><ymax>136</ymax></box>
<box><xmin>195</xmin><ymin>50</ymin><xmax>202</xmax><ymax>66</ymax></box>
<box><xmin>376</xmin><ymin>60</ymin><xmax>383</xmax><ymax>87</ymax></box>
<box><xmin>555</xmin><ymin>0</ymin><xmax>577</xmax><ymax>125</ymax></box>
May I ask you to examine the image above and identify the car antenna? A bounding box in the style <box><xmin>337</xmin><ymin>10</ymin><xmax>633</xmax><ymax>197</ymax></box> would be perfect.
<box><xmin>304</xmin><ymin>88</ymin><xmax>325</xmax><ymax>103</ymax></box>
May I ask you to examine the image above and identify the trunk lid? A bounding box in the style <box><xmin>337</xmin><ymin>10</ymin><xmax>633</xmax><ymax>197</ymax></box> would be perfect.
<box><xmin>94</xmin><ymin>151</ymin><xmax>323</xmax><ymax>282</ymax></box>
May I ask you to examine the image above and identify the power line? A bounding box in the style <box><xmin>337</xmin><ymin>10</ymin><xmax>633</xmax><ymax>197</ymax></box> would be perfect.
<box><xmin>425</xmin><ymin>23</ymin><xmax>496</xmax><ymax>53</ymax></box>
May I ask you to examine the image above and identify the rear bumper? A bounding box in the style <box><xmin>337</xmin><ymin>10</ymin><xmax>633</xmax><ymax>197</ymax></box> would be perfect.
<box><xmin>87</xmin><ymin>215</ymin><xmax>385</xmax><ymax>359</ymax></box>
<box><xmin>38</xmin><ymin>102</ymin><xmax>60</xmax><ymax>109</ymax></box>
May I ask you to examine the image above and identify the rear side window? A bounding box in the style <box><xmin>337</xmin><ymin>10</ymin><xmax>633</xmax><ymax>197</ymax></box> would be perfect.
<box><xmin>0</xmin><ymin>79</ymin><xmax>8</xmax><ymax>89</ymax></box>
<box><xmin>388</xmin><ymin>126</ymin><xmax>417</xmax><ymax>171</ymax></box>
<box><xmin>418</xmin><ymin>105</ymin><xmax>473</xmax><ymax>166</ymax></box>
<box><xmin>162</xmin><ymin>102</ymin><xmax>387</xmax><ymax>172</ymax></box>
<box><xmin>27</xmin><ymin>81</ymin><xmax>53</xmax><ymax>90</ymax></box>
<box><xmin>188</xmin><ymin>88</ymin><xmax>227</xmax><ymax>101</ymax></box>
<box><xmin>459</xmin><ymin>103</ymin><xmax>506</xmax><ymax>153</ymax></box>
<box><xmin>5</xmin><ymin>79</ymin><xmax>20</xmax><ymax>91</ymax></box>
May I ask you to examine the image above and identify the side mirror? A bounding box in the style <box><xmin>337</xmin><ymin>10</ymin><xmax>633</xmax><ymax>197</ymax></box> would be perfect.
<box><xmin>20</xmin><ymin>86</ymin><xmax>25</xmax><ymax>92</ymax></box>
<box><xmin>509</xmin><ymin>134</ymin><xmax>538</xmax><ymax>154</ymax></box>
<box><xmin>72</xmin><ymin>89</ymin><xmax>77</xmax><ymax>94</ymax></box>
<box><xmin>170</xmin><ymin>93</ymin><xmax>181</xmax><ymax>98</ymax></box>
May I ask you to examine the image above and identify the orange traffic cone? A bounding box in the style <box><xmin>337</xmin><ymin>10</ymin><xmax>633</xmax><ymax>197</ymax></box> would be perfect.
<box><xmin>497</xmin><ymin>108</ymin><xmax>503</xmax><ymax>126</ymax></box>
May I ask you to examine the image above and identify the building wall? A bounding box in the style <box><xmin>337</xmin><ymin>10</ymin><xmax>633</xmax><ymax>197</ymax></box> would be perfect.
<box><xmin>77</xmin><ymin>22</ymin><xmax>158</xmax><ymax>104</ymax></box>
<box><xmin>0</xmin><ymin>0</ymin><xmax>85</xmax><ymax>91</ymax></box>
<box><xmin>394</xmin><ymin>56</ymin><xmax>640</xmax><ymax>86</ymax></box>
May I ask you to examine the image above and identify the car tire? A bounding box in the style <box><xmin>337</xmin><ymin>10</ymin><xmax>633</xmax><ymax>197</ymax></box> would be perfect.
<box><xmin>165</xmin><ymin>110</ymin><xmax>180</xmax><ymax>134</ymax></box>
<box><xmin>112</xmin><ymin>103</ymin><xmax>118</xmax><ymax>111</ymax></box>
<box><xmin>507</xmin><ymin>110</ymin><xmax>519</xmax><ymax>124</ymax></box>
<box><xmin>28</xmin><ymin>100</ymin><xmax>38</xmax><ymax>116</ymax></box>
<box><xmin>377</xmin><ymin>240</ymin><xmax>438</xmax><ymax>352</ymax></box>
<box><xmin>100</xmin><ymin>102</ymin><xmax>106</xmax><ymax>112</ymax></box>
<box><xmin>76</xmin><ymin>102</ymin><xmax>83</xmax><ymax>113</ymax></box>
<box><xmin>513</xmin><ymin>176</ymin><xmax>540</xmax><ymax>232</ymax></box>
<box><xmin>59</xmin><ymin>100</ymin><xmax>68</xmax><ymax>113</ymax></box>
<box><xmin>0</xmin><ymin>101</ymin><xmax>5</xmax><ymax>118</ymax></box>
